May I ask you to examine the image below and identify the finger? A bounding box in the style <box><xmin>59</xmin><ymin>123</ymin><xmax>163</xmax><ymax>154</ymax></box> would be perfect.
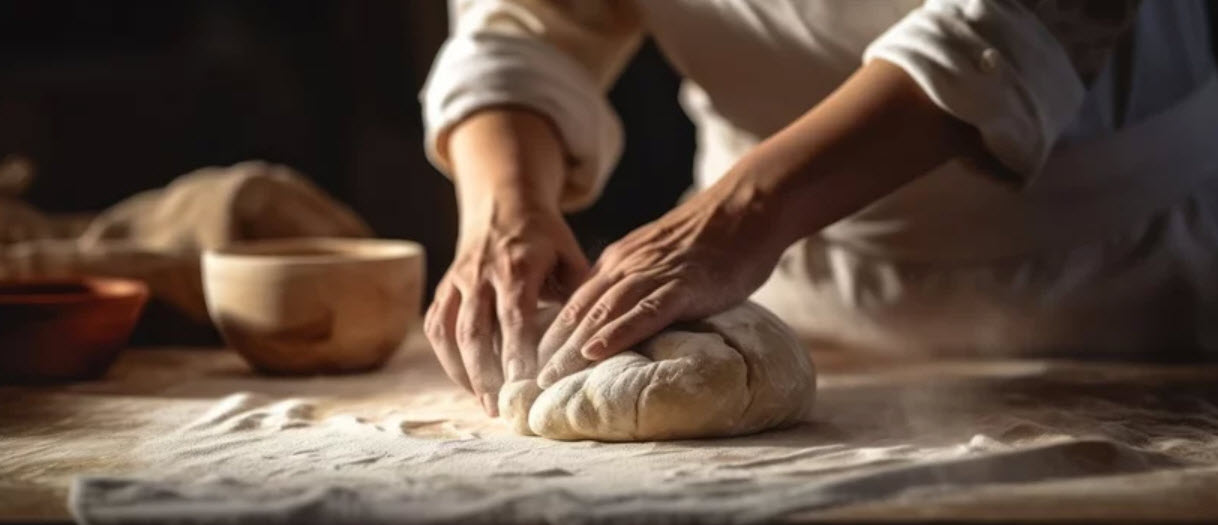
<box><xmin>495</xmin><ymin>275</ymin><xmax>541</xmax><ymax>382</ymax></box>
<box><xmin>542</xmin><ymin>240</ymin><xmax>590</xmax><ymax>301</ymax></box>
<box><xmin>563</xmin><ymin>274</ymin><xmax>656</xmax><ymax>358</ymax></box>
<box><xmin>537</xmin><ymin>275</ymin><xmax>655</xmax><ymax>387</ymax></box>
<box><xmin>536</xmin><ymin>343</ymin><xmax>593</xmax><ymax>389</ymax></box>
<box><xmin>536</xmin><ymin>272</ymin><xmax>616</xmax><ymax>367</ymax></box>
<box><xmin>580</xmin><ymin>281</ymin><xmax>687</xmax><ymax>360</ymax></box>
<box><xmin>455</xmin><ymin>284</ymin><xmax>504</xmax><ymax>416</ymax></box>
<box><xmin>423</xmin><ymin>282</ymin><xmax>470</xmax><ymax>392</ymax></box>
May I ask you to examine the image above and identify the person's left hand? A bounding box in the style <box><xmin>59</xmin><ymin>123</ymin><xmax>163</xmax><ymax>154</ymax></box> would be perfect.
<box><xmin>535</xmin><ymin>171</ymin><xmax>800</xmax><ymax>387</ymax></box>
<box><xmin>533</xmin><ymin>59</ymin><xmax>981</xmax><ymax>387</ymax></box>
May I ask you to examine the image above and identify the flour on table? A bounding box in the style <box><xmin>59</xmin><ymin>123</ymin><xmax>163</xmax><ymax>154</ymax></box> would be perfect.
<box><xmin>70</xmin><ymin>385</ymin><xmax>1200</xmax><ymax>524</ymax></box>
<box><xmin>21</xmin><ymin>342</ymin><xmax>1218</xmax><ymax>523</ymax></box>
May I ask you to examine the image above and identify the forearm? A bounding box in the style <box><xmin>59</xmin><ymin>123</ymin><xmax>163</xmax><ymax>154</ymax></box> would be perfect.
<box><xmin>445</xmin><ymin>108</ymin><xmax>569</xmax><ymax>221</ymax></box>
<box><xmin>429</xmin><ymin>110</ymin><xmax>593</xmax><ymax>415</ymax></box>
<box><xmin>724</xmin><ymin>59</ymin><xmax>985</xmax><ymax>248</ymax></box>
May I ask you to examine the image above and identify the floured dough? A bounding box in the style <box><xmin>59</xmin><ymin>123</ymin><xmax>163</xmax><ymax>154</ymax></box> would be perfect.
<box><xmin>500</xmin><ymin>301</ymin><xmax>816</xmax><ymax>441</ymax></box>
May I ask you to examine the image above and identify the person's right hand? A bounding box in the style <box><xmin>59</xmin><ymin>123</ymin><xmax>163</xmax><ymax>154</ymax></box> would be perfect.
<box><xmin>426</xmin><ymin>198</ymin><xmax>587</xmax><ymax>416</ymax></box>
<box><xmin>423</xmin><ymin>108</ymin><xmax>588</xmax><ymax>417</ymax></box>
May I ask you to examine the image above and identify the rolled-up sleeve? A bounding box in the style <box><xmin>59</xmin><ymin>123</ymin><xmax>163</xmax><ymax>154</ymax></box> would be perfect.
<box><xmin>421</xmin><ymin>0</ymin><xmax>643</xmax><ymax>211</ymax></box>
<box><xmin>863</xmin><ymin>0</ymin><xmax>1088</xmax><ymax>182</ymax></box>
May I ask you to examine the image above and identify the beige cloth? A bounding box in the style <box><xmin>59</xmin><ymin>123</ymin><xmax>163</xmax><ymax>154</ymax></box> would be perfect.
<box><xmin>5</xmin><ymin>343</ymin><xmax>1214</xmax><ymax>523</ymax></box>
<box><xmin>0</xmin><ymin>161</ymin><xmax>372</xmax><ymax>324</ymax></box>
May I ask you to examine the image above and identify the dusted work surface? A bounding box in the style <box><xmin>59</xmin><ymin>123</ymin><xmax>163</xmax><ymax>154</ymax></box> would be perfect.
<box><xmin>3</xmin><ymin>336</ymin><xmax>1218</xmax><ymax>523</ymax></box>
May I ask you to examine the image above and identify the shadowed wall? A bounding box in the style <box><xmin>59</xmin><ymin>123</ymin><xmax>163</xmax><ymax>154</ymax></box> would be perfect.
<box><xmin>0</xmin><ymin>0</ymin><xmax>694</xmax><ymax>298</ymax></box>
<box><xmin>2</xmin><ymin>0</ymin><xmax>1214</xmax><ymax>298</ymax></box>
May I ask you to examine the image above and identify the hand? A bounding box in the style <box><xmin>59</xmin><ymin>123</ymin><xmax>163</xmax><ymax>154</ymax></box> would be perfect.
<box><xmin>424</xmin><ymin>108</ymin><xmax>584</xmax><ymax>416</ymax></box>
<box><xmin>534</xmin><ymin>59</ymin><xmax>982</xmax><ymax>387</ymax></box>
<box><xmin>535</xmin><ymin>171</ymin><xmax>799</xmax><ymax>386</ymax></box>
<box><xmin>425</xmin><ymin>194</ymin><xmax>588</xmax><ymax>416</ymax></box>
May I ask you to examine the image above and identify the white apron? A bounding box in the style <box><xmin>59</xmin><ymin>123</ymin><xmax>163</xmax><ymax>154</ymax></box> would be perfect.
<box><xmin>752</xmin><ymin>77</ymin><xmax>1218</xmax><ymax>358</ymax></box>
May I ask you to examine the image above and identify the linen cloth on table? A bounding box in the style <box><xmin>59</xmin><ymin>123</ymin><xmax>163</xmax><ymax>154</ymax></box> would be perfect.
<box><xmin>58</xmin><ymin>349</ymin><xmax>1218</xmax><ymax>524</ymax></box>
<box><xmin>0</xmin><ymin>161</ymin><xmax>371</xmax><ymax>329</ymax></box>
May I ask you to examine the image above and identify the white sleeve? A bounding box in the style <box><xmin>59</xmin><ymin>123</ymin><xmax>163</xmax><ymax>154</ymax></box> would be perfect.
<box><xmin>421</xmin><ymin>0</ymin><xmax>644</xmax><ymax>211</ymax></box>
<box><xmin>863</xmin><ymin>0</ymin><xmax>1089</xmax><ymax>182</ymax></box>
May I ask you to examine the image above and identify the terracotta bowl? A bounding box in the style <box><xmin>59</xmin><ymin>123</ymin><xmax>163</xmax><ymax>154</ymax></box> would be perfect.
<box><xmin>0</xmin><ymin>277</ymin><xmax>149</xmax><ymax>383</ymax></box>
<box><xmin>202</xmin><ymin>238</ymin><xmax>425</xmax><ymax>375</ymax></box>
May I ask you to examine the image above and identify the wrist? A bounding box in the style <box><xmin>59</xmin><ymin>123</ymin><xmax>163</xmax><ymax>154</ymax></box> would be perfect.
<box><xmin>717</xmin><ymin>60</ymin><xmax>979</xmax><ymax>249</ymax></box>
<box><xmin>448</xmin><ymin>107</ymin><xmax>569</xmax><ymax>217</ymax></box>
<box><xmin>455</xmin><ymin>178</ymin><xmax>566</xmax><ymax>249</ymax></box>
<box><xmin>456</xmin><ymin>171</ymin><xmax>562</xmax><ymax>217</ymax></box>
<box><xmin>718</xmin><ymin>153</ymin><xmax>818</xmax><ymax>250</ymax></box>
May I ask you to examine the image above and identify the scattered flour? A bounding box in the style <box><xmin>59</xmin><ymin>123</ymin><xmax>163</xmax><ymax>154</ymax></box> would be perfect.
<box><xmin>5</xmin><ymin>339</ymin><xmax>1218</xmax><ymax>523</ymax></box>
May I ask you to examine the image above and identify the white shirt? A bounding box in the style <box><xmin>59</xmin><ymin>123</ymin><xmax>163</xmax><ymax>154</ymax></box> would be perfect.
<box><xmin>422</xmin><ymin>0</ymin><xmax>1217</xmax><ymax>260</ymax></box>
<box><xmin>422</xmin><ymin>0</ymin><xmax>1218</xmax><ymax>354</ymax></box>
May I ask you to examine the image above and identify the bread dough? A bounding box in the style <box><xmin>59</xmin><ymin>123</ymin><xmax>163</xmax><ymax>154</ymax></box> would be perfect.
<box><xmin>500</xmin><ymin>301</ymin><xmax>816</xmax><ymax>441</ymax></box>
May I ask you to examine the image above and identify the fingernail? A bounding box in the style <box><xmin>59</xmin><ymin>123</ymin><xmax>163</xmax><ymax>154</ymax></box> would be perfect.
<box><xmin>581</xmin><ymin>340</ymin><xmax>606</xmax><ymax>359</ymax></box>
<box><xmin>481</xmin><ymin>393</ymin><xmax>499</xmax><ymax>417</ymax></box>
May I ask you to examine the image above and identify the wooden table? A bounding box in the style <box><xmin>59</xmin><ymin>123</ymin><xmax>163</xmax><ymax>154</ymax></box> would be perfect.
<box><xmin>5</xmin><ymin>336</ymin><xmax>1218</xmax><ymax>523</ymax></box>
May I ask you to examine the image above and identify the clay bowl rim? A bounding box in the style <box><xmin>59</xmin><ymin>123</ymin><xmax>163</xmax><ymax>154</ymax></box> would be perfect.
<box><xmin>203</xmin><ymin>238</ymin><xmax>424</xmax><ymax>267</ymax></box>
<box><xmin>0</xmin><ymin>276</ymin><xmax>149</xmax><ymax>306</ymax></box>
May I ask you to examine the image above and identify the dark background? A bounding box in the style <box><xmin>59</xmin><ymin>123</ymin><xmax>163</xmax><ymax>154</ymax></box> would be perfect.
<box><xmin>0</xmin><ymin>0</ymin><xmax>694</xmax><ymax>297</ymax></box>
<box><xmin>2</xmin><ymin>1</ymin><xmax>1216</xmax><ymax>296</ymax></box>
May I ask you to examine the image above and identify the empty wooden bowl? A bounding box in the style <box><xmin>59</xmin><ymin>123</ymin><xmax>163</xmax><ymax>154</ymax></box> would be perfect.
<box><xmin>202</xmin><ymin>238</ymin><xmax>425</xmax><ymax>375</ymax></box>
<box><xmin>0</xmin><ymin>277</ymin><xmax>149</xmax><ymax>382</ymax></box>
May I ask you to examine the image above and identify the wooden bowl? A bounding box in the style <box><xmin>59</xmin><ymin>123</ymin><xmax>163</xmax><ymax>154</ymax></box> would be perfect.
<box><xmin>202</xmin><ymin>238</ymin><xmax>425</xmax><ymax>375</ymax></box>
<box><xmin>0</xmin><ymin>277</ymin><xmax>149</xmax><ymax>383</ymax></box>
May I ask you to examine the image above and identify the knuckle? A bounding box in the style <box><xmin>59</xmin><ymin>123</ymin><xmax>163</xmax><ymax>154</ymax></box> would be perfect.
<box><xmin>422</xmin><ymin>305</ymin><xmax>435</xmax><ymax>328</ymax></box>
<box><xmin>638</xmin><ymin>286</ymin><xmax>687</xmax><ymax>318</ymax></box>
<box><xmin>508</xmin><ymin>257</ymin><xmax>532</xmax><ymax>279</ymax></box>
<box><xmin>446</xmin><ymin>272</ymin><xmax>472</xmax><ymax>291</ymax></box>
<box><xmin>499</xmin><ymin>340</ymin><xmax>522</xmax><ymax>361</ymax></box>
<box><xmin>556</xmin><ymin>302</ymin><xmax>584</xmax><ymax>327</ymax></box>
<box><xmin>586</xmin><ymin>300</ymin><xmax>613</xmax><ymax>324</ymax></box>
<box><xmin>424</xmin><ymin>316</ymin><xmax>446</xmax><ymax>342</ymax></box>
<box><xmin>499</xmin><ymin>253</ymin><xmax>533</xmax><ymax>281</ymax></box>
<box><xmin>498</xmin><ymin>307</ymin><xmax>529</xmax><ymax>329</ymax></box>
<box><xmin>423</xmin><ymin>305</ymin><xmax>446</xmax><ymax>340</ymax></box>
<box><xmin>641</xmin><ymin>246</ymin><xmax>675</xmax><ymax>264</ymax></box>
<box><xmin>450</xmin><ymin>253</ymin><xmax>474</xmax><ymax>272</ymax></box>
<box><xmin>635</xmin><ymin>296</ymin><xmax>666</xmax><ymax>316</ymax></box>
<box><xmin>455</xmin><ymin>321</ymin><xmax>486</xmax><ymax>347</ymax></box>
<box><xmin>619</xmin><ymin>272</ymin><xmax>654</xmax><ymax>290</ymax></box>
<box><xmin>599</xmin><ymin>243</ymin><xmax>624</xmax><ymax>264</ymax></box>
<box><xmin>452</xmin><ymin>260</ymin><xmax>491</xmax><ymax>286</ymax></box>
